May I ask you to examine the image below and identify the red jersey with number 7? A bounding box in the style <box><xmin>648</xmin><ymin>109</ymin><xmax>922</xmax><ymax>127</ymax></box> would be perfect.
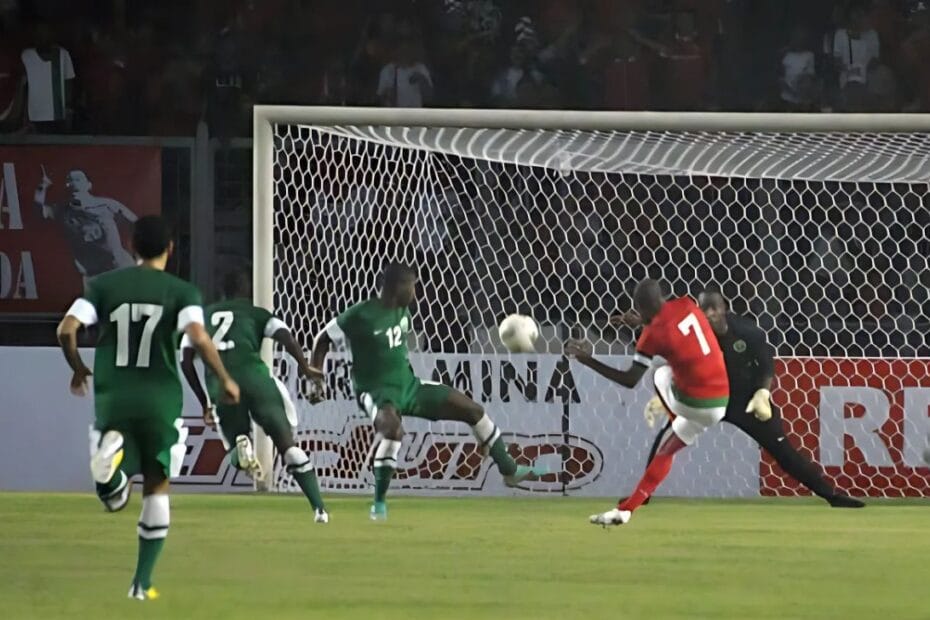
<box><xmin>633</xmin><ymin>297</ymin><xmax>729</xmax><ymax>403</ymax></box>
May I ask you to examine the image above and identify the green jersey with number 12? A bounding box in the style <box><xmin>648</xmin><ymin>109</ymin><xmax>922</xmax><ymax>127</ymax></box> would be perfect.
<box><xmin>332</xmin><ymin>299</ymin><xmax>415</xmax><ymax>394</ymax></box>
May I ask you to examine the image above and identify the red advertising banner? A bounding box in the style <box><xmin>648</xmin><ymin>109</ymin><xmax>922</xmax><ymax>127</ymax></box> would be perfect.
<box><xmin>767</xmin><ymin>358</ymin><xmax>930</xmax><ymax>497</ymax></box>
<box><xmin>0</xmin><ymin>145</ymin><xmax>161</xmax><ymax>313</ymax></box>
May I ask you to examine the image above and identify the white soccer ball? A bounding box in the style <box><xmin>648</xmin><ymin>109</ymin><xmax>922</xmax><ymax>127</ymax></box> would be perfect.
<box><xmin>498</xmin><ymin>314</ymin><xmax>539</xmax><ymax>353</ymax></box>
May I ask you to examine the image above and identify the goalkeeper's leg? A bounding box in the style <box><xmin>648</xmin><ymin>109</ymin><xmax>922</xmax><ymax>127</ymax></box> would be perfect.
<box><xmin>724</xmin><ymin>399</ymin><xmax>864</xmax><ymax>508</ymax></box>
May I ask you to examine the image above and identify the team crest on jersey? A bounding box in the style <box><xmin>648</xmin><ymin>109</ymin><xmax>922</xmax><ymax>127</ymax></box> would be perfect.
<box><xmin>733</xmin><ymin>340</ymin><xmax>747</xmax><ymax>353</ymax></box>
<box><xmin>400</xmin><ymin>316</ymin><xmax>409</xmax><ymax>332</ymax></box>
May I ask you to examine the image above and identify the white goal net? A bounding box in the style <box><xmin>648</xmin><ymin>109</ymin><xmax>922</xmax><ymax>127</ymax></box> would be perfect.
<box><xmin>256</xmin><ymin>109</ymin><xmax>930</xmax><ymax>499</ymax></box>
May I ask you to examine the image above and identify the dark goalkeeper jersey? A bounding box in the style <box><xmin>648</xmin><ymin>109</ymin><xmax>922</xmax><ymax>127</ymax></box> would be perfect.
<box><xmin>715</xmin><ymin>313</ymin><xmax>775</xmax><ymax>397</ymax></box>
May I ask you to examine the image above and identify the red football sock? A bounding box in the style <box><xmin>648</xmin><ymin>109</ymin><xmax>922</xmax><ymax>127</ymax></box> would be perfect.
<box><xmin>619</xmin><ymin>432</ymin><xmax>688</xmax><ymax>512</ymax></box>
<box><xmin>618</xmin><ymin>453</ymin><xmax>675</xmax><ymax>512</ymax></box>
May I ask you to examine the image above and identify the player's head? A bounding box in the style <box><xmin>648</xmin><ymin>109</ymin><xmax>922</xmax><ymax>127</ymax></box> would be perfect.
<box><xmin>132</xmin><ymin>216</ymin><xmax>172</xmax><ymax>262</ymax></box>
<box><xmin>698</xmin><ymin>288</ymin><xmax>728</xmax><ymax>335</ymax></box>
<box><xmin>632</xmin><ymin>278</ymin><xmax>664</xmax><ymax>323</ymax></box>
<box><xmin>381</xmin><ymin>262</ymin><xmax>417</xmax><ymax>306</ymax></box>
<box><xmin>65</xmin><ymin>170</ymin><xmax>91</xmax><ymax>195</ymax></box>
<box><xmin>223</xmin><ymin>270</ymin><xmax>251</xmax><ymax>299</ymax></box>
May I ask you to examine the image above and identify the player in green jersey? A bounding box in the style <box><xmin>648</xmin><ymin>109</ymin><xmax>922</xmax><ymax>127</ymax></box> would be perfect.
<box><xmin>57</xmin><ymin>216</ymin><xmax>239</xmax><ymax>601</ymax></box>
<box><xmin>311</xmin><ymin>262</ymin><xmax>543</xmax><ymax>521</ymax></box>
<box><xmin>180</xmin><ymin>271</ymin><xmax>328</xmax><ymax>523</ymax></box>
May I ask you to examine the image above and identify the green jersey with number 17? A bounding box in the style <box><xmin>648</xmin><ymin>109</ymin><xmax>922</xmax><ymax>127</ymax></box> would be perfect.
<box><xmin>65</xmin><ymin>265</ymin><xmax>203</xmax><ymax>407</ymax></box>
<box><xmin>328</xmin><ymin>299</ymin><xmax>415</xmax><ymax>394</ymax></box>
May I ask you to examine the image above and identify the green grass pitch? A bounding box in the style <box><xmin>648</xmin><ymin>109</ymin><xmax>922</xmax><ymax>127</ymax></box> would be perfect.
<box><xmin>1</xmin><ymin>493</ymin><xmax>927</xmax><ymax>619</ymax></box>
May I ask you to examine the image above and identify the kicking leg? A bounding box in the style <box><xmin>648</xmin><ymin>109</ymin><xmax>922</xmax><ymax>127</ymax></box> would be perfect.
<box><xmin>430</xmin><ymin>387</ymin><xmax>544</xmax><ymax>486</ymax></box>
<box><xmin>591</xmin><ymin>375</ymin><xmax>722</xmax><ymax>529</ymax></box>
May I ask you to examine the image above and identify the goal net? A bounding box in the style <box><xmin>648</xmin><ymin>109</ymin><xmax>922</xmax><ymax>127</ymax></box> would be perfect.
<box><xmin>255</xmin><ymin>108</ymin><xmax>930</xmax><ymax>498</ymax></box>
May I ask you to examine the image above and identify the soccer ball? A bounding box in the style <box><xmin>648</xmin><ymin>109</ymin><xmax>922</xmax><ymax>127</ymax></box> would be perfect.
<box><xmin>498</xmin><ymin>314</ymin><xmax>538</xmax><ymax>353</ymax></box>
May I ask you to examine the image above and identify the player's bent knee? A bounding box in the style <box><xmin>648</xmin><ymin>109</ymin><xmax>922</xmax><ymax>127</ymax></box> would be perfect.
<box><xmin>283</xmin><ymin>446</ymin><xmax>314</xmax><ymax>473</ymax></box>
<box><xmin>670</xmin><ymin>417</ymin><xmax>707</xmax><ymax>447</ymax></box>
<box><xmin>375</xmin><ymin>408</ymin><xmax>403</xmax><ymax>440</ymax></box>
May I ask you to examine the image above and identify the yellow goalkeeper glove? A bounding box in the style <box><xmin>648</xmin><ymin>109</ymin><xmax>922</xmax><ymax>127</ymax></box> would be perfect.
<box><xmin>644</xmin><ymin>396</ymin><xmax>668</xmax><ymax>429</ymax></box>
<box><xmin>746</xmin><ymin>389</ymin><xmax>772</xmax><ymax>421</ymax></box>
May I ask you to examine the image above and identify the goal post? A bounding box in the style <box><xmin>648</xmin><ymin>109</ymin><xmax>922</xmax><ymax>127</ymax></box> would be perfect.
<box><xmin>253</xmin><ymin>106</ymin><xmax>930</xmax><ymax>498</ymax></box>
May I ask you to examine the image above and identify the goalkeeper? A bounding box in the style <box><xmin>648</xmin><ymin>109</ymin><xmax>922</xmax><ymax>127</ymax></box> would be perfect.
<box><xmin>617</xmin><ymin>288</ymin><xmax>864</xmax><ymax>509</ymax></box>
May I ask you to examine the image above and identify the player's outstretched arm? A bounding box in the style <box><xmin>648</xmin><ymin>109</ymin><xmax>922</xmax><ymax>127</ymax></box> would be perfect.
<box><xmin>184</xmin><ymin>322</ymin><xmax>239</xmax><ymax>405</ymax></box>
<box><xmin>272</xmin><ymin>327</ymin><xmax>322</xmax><ymax>381</ymax></box>
<box><xmin>56</xmin><ymin>314</ymin><xmax>92</xmax><ymax>396</ymax></box>
<box><xmin>564</xmin><ymin>339</ymin><xmax>646</xmax><ymax>389</ymax></box>
<box><xmin>179</xmin><ymin>344</ymin><xmax>216</xmax><ymax>427</ymax></box>
<box><xmin>741</xmin><ymin>319</ymin><xmax>775</xmax><ymax>421</ymax></box>
<box><xmin>310</xmin><ymin>320</ymin><xmax>339</xmax><ymax>373</ymax></box>
<box><xmin>179</xmin><ymin>345</ymin><xmax>209</xmax><ymax>408</ymax></box>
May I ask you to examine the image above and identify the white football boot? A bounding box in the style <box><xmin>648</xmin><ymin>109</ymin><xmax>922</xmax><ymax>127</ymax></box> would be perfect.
<box><xmin>91</xmin><ymin>430</ymin><xmax>124</xmax><ymax>484</ymax></box>
<box><xmin>589</xmin><ymin>508</ymin><xmax>632</xmax><ymax>528</ymax></box>
<box><xmin>235</xmin><ymin>435</ymin><xmax>264</xmax><ymax>481</ymax></box>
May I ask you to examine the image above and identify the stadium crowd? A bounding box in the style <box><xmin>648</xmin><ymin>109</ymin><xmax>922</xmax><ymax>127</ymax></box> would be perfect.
<box><xmin>1</xmin><ymin>0</ymin><xmax>930</xmax><ymax>137</ymax></box>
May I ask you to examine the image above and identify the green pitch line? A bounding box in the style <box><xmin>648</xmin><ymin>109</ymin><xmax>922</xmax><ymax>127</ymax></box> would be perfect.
<box><xmin>1</xmin><ymin>493</ymin><xmax>927</xmax><ymax>620</ymax></box>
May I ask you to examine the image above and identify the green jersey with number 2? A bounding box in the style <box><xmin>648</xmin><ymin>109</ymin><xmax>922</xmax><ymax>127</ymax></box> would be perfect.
<box><xmin>203</xmin><ymin>298</ymin><xmax>277</xmax><ymax>373</ymax></box>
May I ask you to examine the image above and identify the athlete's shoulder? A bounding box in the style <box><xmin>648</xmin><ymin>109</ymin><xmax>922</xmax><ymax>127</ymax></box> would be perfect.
<box><xmin>87</xmin><ymin>265</ymin><xmax>136</xmax><ymax>291</ymax></box>
<box><xmin>652</xmin><ymin>296</ymin><xmax>697</xmax><ymax>324</ymax></box>
<box><xmin>726</xmin><ymin>312</ymin><xmax>764</xmax><ymax>339</ymax></box>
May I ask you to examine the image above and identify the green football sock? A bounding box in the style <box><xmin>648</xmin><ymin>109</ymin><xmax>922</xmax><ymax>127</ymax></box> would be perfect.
<box><xmin>283</xmin><ymin>447</ymin><xmax>326</xmax><ymax>511</ymax></box>
<box><xmin>134</xmin><ymin>495</ymin><xmax>169</xmax><ymax>589</ymax></box>
<box><xmin>489</xmin><ymin>437</ymin><xmax>517</xmax><ymax>476</ymax></box>
<box><xmin>293</xmin><ymin>469</ymin><xmax>326</xmax><ymax>510</ymax></box>
<box><xmin>372</xmin><ymin>439</ymin><xmax>401</xmax><ymax>504</ymax></box>
<box><xmin>373</xmin><ymin>465</ymin><xmax>394</xmax><ymax>504</ymax></box>
<box><xmin>134</xmin><ymin>537</ymin><xmax>165</xmax><ymax>590</ymax></box>
<box><xmin>95</xmin><ymin>469</ymin><xmax>126</xmax><ymax>499</ymax></box>
<box><xmin>228</xmin><ymin>448</ymin><xmax>240</xmax><ymax>469</ymax></box>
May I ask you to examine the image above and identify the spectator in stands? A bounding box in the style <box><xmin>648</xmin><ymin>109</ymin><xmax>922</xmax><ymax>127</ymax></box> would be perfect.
<box><xmin>204</xmin><ymin>11</ymin><xmax>253</xmax><ymax>139</ymax></box>
<box><xmin>778</xmin><ymin>26</ymin><xmax>818</xmax><ymax>111</ymax></box>
<box><xmin>377</xmin><ymin>37</ymin><xmax>432</xmax><ymax>107</ymax></box>
<box><xmin>867</xmin><ymin>55</ymin><xmax>898</xmax><ymax>111</ymax></box>
<box><xmin>0</xmin><ymin>20</ymin><xmax>23</xmax><ymax>131</ymax></box>
<box><xmin>490</xmin><ymin>42</ymin><xmax>545</xmax><ymax>107</ymax></box>
<box><xmin>899</xmin><ymin>4</ymin><xmax>930</xmax><ymax>110</ymax></box>
<box><xmin>831</xmin><ymin>4</ymin><xmax>880</xmax><ymax>111</ymax></box>
<box><xmin>21</xmin><ymin>22</ymin><xmax>75</xmax><ymax>133</ymax></box>
<box><xmin>631</xmin><ymin>11</ymin><xmax>709</xmax><ymax>111</ymax></box>
<box><xmin>76</xmin><ymin>27</ymin><xmax>133</xmax><ymax>134</ymax></box>
<box><xmin>596</xmin><ymin>32</ymin><xmax>650</xmax><ymax>111</ymax></box>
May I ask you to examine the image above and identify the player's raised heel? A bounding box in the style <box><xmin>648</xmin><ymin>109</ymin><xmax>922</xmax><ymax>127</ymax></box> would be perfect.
<box><xmin>127</xmin><ymin>582</ymin><xmax>160</xmax><ymax>601</ymax></box>
<box><xmin>314</xmin><ymin>508</ymin><xmax>330</xmax><ymax>523</ymax></box>
<box><xmin>589</xmin><ymin>508</ymin><xmax>631</xmax><ymax>527</ymax></box>
<box><xmin>100</xmin><ymin>471</ymin><xmax>132</xmax><ymax>512</ymax></box>
<box><xmin>369</xmin><ymin>502</ymin><xmax>387</xmax><ymax>521</ymax></box>
<box><xmin>503</xmin><ymin>465</ymin><xmax>547</xmax><ymax>488</ymax></box>
<box><xmin>91</xmin><ymin>430</ymin><xmax>125</xmax><ymax>484</ymax></box>
<box><xmin>235</xmin><ymin>435</ymin><xmax>264</xmax><ymax>481</ymax></box>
